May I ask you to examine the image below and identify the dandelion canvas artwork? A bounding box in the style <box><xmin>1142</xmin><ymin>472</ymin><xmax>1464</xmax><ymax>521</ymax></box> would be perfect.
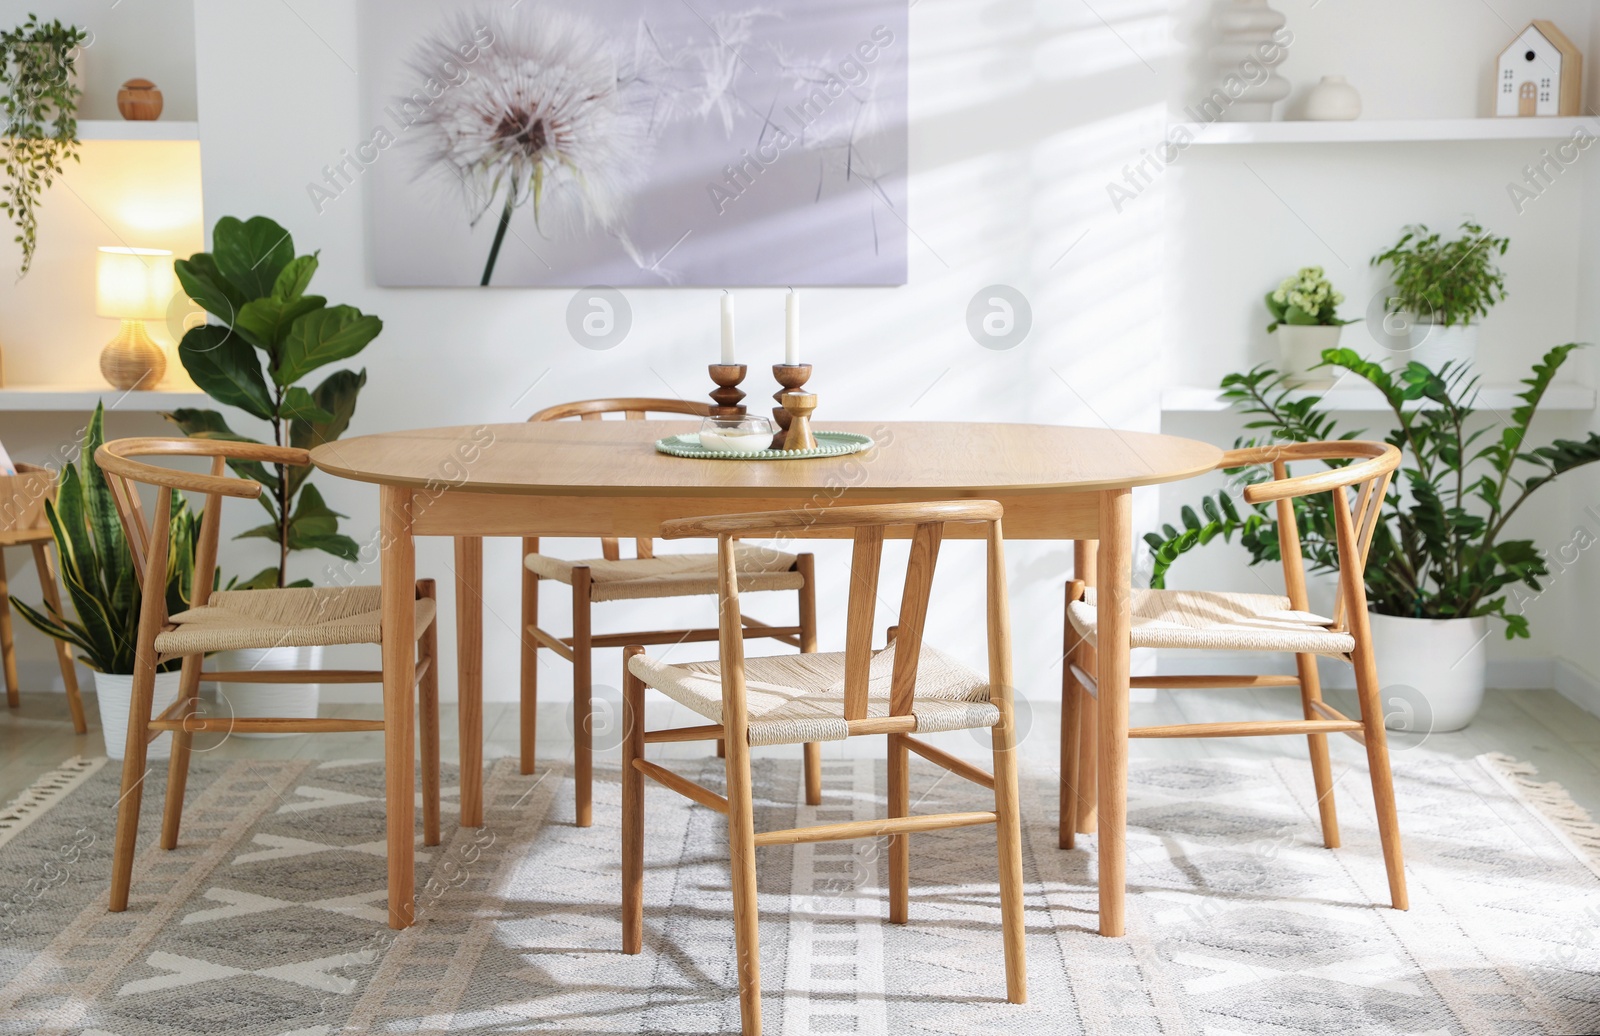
<box><xmin>354</xmin><ymin>0</ymin><xmax>908</xmax><ymax>287</ymax></box>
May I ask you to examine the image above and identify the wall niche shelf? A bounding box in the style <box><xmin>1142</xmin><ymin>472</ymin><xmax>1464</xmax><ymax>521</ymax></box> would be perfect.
<box><xmin>1163</xmin><ymin>383</ymin><xmax>1596</xmax><ymax>413</ymax></box>
<box><xmin>1169</xmin><ymin>116</ymin><xmax>1595</xmax><ymax>145</ymax></box>
<box><xmin>76</xmin><ymin>120</ymin><xmax>199</xmax><ymax>142</ymax></box>
<box><xmin>0</xmin><ymin>386</ymin><xmax>206</xmax><ymax>413</ymax></box>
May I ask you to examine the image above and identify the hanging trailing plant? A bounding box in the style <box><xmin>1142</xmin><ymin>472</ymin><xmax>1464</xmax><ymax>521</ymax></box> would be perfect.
<box><xmin>0</xmin><ymin>14</ymin><xmax>85</xmax><ymax>277</ymax></box>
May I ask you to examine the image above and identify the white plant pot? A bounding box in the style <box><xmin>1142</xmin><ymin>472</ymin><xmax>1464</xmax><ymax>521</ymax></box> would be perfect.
<box><xmin>210</xmin><ymin>646</ymin><xmax>323</xmax><ymax>739</ymax></box>
<box><xmin>1275</xmin><ymin>324</ymin><xmax>1345</xmax><ymax>385</ymax></box>
<box><xmin>95</xmin><ymin>670</ymin><xmax>182</xmax><ymax>761</ymax></box>
<box><xmin>1367</xmin><ymin>612</ymin><xmax>1487</xmax><ymax>733</ymax></box>
<box><xmin>1394</xmin><ymin>322</ymin><xmax>1479</xmax><ymax>374</ymax></box>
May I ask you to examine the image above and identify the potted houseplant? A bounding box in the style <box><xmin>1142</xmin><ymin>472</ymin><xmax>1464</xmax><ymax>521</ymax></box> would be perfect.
<box><xmin>162</xmin><ymin>214</ymin><xmax>380</xmax><ymax>727</ymax></box>
<box><xmin>1371</xmin><ymin>220</ymin><xmax>1508</xmax><ymax>372</ymax></box>
<box><xmin>1146</xmin><ymin>345</ymin><xmax>1600</xmax><ymax>731</ymax></box>
<box><xmin>1264</xmin><ymin>265</ymin><xmax>1358</xmax><ymax>385</ymax></box>
<box><xmin>11</xmin><ymin>404</ymin><xmax>202</xmax><ymax>758</ymax></box>
<box><xmin>0</xmin><ymin>14</ymin><xmax>87</xmax><ymax>278</ymax></box>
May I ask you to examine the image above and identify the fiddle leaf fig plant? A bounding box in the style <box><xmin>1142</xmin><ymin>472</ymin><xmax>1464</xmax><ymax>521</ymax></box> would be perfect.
<box><xmin>0</xmin><ymin>14</ymin><xmax>87</xmax><ymax>277</ymax></box>
<box><xmin>1146</xmin><ymin>344</ymin><xmax>1600</xmax><ymax>640</ymax></box>
<box><xmin>164</xmin><ymin>215</ymin><xmax>380</xmax><ymax>589</ymax></box>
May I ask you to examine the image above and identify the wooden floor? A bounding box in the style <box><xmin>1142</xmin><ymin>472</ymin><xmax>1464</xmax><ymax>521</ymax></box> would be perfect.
<box><xmin>5</xmin><ymin>683</ymin><xmax>1599</xmax><ymax>821</ymax></box>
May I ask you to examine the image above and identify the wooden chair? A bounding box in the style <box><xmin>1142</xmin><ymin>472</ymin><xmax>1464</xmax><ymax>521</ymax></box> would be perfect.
<box><xmin>1061</xmin><ymin>440</ymin><xmax>1408</xmax><ymax>915</ymax></box>
<box><xmin>95</xmin><ymin>438</ymin><xmax>440</xmax><ymax>928</ymax></box>
<box><xmin>521</xmin><ymin>398</ymin><xmax>820</xmax><ymax>828</ymax></box>
<box><xmin>621</xmin><ymin>501</ymin><xmax>1027</xmax><ymax>1035</ymax></box>
<box><xmin>0</xmin><ymin>463</ymin><xmax>85</xmax><ymax>732</ymax></box>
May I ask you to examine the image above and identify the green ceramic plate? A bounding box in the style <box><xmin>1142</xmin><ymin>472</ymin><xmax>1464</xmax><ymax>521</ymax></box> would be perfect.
<box><xmin>655</xmin><ymin>431</ymin><xmax>874</xmax><ymax>461</ymax></box>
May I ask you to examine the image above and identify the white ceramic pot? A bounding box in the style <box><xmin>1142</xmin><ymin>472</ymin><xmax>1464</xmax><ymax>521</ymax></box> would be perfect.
<box><xmin>1396</xmin><ymin>322</ymin><xmax>1478</xmax><ymax>373</ymax></box>
<box><xmin>1304</xmin><ymin>76</ymin><xmax>1362</xmax><ymax>120</ymax></box>
<box><xmin>209</xmin><ymin>646</ymin><xmax>323</xmax><ymax>738</ymax></box>
<box><xmin>1367</xmin><ymin>612</ymin><xmax>1487</xmax><ymax>733</ymax></box>
<box><xmin>95</xmin><ymin>670</ymin><xmax>182</xmax><ymax>761</ymax></box>
<box><xmin>1275</xmin><ymin>324</ymin><xmax>1344</xmax><ymax>385</ymax></box>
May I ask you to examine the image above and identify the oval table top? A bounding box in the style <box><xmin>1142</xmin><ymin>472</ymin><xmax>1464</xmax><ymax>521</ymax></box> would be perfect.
<box><xmin>310</xmin><ymin>420</ymin><xmax>1222</xmax><ymax>498</ymax></box>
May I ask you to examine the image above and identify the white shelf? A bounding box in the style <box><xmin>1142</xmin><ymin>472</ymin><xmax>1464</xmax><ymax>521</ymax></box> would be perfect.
<box><xmin>1171</xmin><ymin>116</ymin><xmax>1594</xmax><ymax>145</ymax></box>
<box><xmin>0</xmin><ymin>386</ymin><xmax>207</xmax><ymax>413</ymax></box>
<box><xmin>1163</xmin><ymin>382</ymin><xmax>1596</xmax><ymax>413</ymax></box>
<box><xmin>76</xmin><ymin>120</ymin><xmax>199</xmax><ymax>142</ymax></box>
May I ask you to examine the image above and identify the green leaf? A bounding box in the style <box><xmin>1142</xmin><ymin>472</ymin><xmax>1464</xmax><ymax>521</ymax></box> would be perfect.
<box><xmin>229</xmin><ymin>567</ymin><xmax>282</xmax><ymax>591</ymax></box>
<box><xmin>210</xmin><ymin>215</ymin><xmax>295</xmax><ymax>301</ymax></box>
<box><xmin>232</xmin><ymin>294</ymin><xmax>326</xmax><ymax>357</ymax></box>
<box><xmin>174</xmin><ymin>253</ymin><xmax>245</xmax><ymax>324</ymax></box>
<box><xmin>272</xmin><ymin>252</ymin><xmax>319</xmax><ymax>301</ymax></box>
<box><xmin>278</xmin><ymin>386</ymin><xmax>334</xmax><ymax>422</ymax></box>
<box><xmin>287</xmin><ymin>368</ymin><xmax>365</xmax><ymax>499</ymax></box>
<box><xmin>275</xmin><ymin>306</ymin><xmax>382</xmax><ymax>386</ymax></box>
<box><xmin>160</xmin><ymin>408</ymin><xmax>277</xmax><ymax>491</ymax></box>
<box><xmin>178</xmin><ymin>324</ymin><xmax>275</xmax><ymax>421</ymax></box>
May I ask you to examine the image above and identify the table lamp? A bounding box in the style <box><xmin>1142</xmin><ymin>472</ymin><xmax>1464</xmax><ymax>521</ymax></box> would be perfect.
<box><xmin>96</xmin><ymin>246</ymin><xmax>174</xmax><ymax>390</ymax></box>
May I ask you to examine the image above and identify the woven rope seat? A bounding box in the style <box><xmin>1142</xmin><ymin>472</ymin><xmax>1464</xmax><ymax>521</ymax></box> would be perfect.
<box><xmin>1068</xmin><ymin>587</ymin><xmax>1355</xmax><ymax>656</ymax></box>
<box><xmin>524</xmin><ymin>544</ymin><xmax>804</xmax><ymax>602</ymax></box>
<box><xmin>628</xmin><ymin>641</ymin><xmax>1000</xmax><ymax>747</ymax></box>
<box><xmin>156</xmin><ymin>586</ymin><xmax>437</xmax><ymax>655</ymax></box>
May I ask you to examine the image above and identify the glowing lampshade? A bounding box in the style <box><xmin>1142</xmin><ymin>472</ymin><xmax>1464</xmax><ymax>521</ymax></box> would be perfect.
<box><xmin>95</xmin><ymin>246</ymin><xmax>174</xmax><ymax>390</ymax></box>
<box><xmin>95</xmin><ymin>246</ymin><xmax>174</xmax><ymax>320</ymax></box>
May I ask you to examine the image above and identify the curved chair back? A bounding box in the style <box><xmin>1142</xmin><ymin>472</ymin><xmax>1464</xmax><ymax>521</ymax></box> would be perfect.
<box><xmin>662</xmin><ymin>500</ymin><xmax>1012</xmax><ymax>731</ymax></box>
<box><xmin>95</xmin><ymin>438</ymin><xmax>309</xmax><ymax>607</ymax></box>
<box><xmin>1217</xmin><ymin>441</ymin><xmax>1401</xmax><ymax>633</ymax></box>
<box><xmin>528</xmin><ymin>397</ymin><xmax>710</xmax><ymax>559</ymax></box>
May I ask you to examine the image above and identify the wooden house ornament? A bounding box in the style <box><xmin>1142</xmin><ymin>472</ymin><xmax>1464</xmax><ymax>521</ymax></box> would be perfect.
<box><xmin>1496</xmin><ymin>20</ymin><xmax>1582</xmax><ymax>116</ymax></box>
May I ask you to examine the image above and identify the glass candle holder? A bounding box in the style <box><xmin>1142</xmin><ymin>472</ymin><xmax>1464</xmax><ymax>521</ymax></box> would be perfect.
<box><xmin>698</xmin><ymin>414</ymin><xmax>775</xmax><ymax>453</ymax></box>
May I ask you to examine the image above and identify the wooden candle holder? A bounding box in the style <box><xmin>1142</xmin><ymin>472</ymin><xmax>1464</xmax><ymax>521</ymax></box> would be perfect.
<box><xmin>770</xmin><ymin>364</ymin><xmax>813</xmax><ymax>448</ymax></box>
<box><xmin>708</xmin><ymin>364</ymin><xmax>748</xmax><ymax>416</ymax></box>
<box><xmin>779</xmin><ymin>391</ymin><xmax>819</xmax><ymax>451</ymax></box>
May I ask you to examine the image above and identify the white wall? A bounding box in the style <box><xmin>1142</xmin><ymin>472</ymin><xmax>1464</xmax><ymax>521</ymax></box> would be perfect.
<box><xmin>175</xmin><ymin>0</ymin><xmax>1176</xmax><ymax>709</ymax></box>
<box><xmin>1157</xmin><ymin>0</ymin><xmax>1599</xmax><ymax>679</ymax></box>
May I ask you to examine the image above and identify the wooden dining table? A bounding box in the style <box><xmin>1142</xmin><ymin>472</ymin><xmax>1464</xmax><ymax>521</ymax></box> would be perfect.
<box><xmin>310</xmin><ymin>419</ymin><xmax>1221</xmax><ymax>931</ymax></box>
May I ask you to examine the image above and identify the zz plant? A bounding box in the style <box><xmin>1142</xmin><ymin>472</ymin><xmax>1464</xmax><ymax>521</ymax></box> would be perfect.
<box><xmin>0</xmin><ymin>14</ymin><xmax>87</xmax><ymax>277</ymax></box>
<box><xmin>13</xmin><ymin>403</ymin><xmax>199</xmax><ymax>674</ymax></box>
<box><xmin>165</xmin><ymin>215</ymin><xmax>381</xmax><ymax>589</ymax></box>
<box><xmin>1147</xmin><ymin>346</ymin><xmax>1600</xmax><ymax>639</ymax></box>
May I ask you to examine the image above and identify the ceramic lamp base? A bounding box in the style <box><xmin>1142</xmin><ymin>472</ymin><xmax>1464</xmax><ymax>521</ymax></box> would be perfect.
<box><xmin>100</xmin><ymin>319</ymin><xmax>166</xmax><ymax>390</ymax></box>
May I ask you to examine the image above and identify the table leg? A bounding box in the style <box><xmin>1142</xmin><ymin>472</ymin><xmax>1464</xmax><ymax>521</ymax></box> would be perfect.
<box><xmin>455</xmin><ymin>537</ymin><xmax>484</xmax><ymax>828</ymax></box>
<box><xmin>381</xmin><ymin>486</ymin><xmax>417</xmax><ymax>930</ymax></box>
<box><xmin>1073</xmin><ymin>540</ymin><xmax>1098</xmax><ymax>836</ymax></box>
<box><xmin>1096</xmin><ymin>489</ymin><xmax>1131</xmax><ymax>938</ymax></box>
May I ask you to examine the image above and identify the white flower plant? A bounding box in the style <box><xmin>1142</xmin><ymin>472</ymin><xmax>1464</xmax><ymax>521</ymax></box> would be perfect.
<box><xmin>1264</xmin><ymin>266</ymin><xmax>1359</xmax><ymax>333</ymax></box>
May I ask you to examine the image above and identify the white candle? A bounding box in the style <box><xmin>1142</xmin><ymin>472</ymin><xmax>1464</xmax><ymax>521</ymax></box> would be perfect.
<box><xmin>785</xmin><ymin>288</ymin><xmax>800</xmax><ymax>365</ymax></box>
<box><xmin>720</xmin><ymin>292</ymin><xmax>736</xmax><ymax>364</ymax></box>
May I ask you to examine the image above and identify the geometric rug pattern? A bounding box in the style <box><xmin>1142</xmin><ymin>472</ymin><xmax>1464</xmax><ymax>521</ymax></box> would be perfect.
<box><xmin>0</xmin><ymin>748</ymin><xmax>1596</xmax><ymax>1034</ymax></box>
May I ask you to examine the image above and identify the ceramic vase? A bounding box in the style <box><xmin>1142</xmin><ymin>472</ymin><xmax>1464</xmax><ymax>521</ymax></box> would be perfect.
<box><xmin>1210</xmin><ymin>0</ymin><xmax>1292</xmax><ymax>121</ymax></box>
<box><xmin>1304</xmin><ymin>75</ymin><xmax>1361</xmax><ymax>120</ymax></box>
<box><xmin>1275</xmin><ymin>324</ymin><xmax>1344</xmax><ymax>385</ymax></box>
<box><xmin>95</xmin><ymin>670</ymin><xmax>182</xmax><ymax>761</ymax></box>
<box><xmin>210</xmin><ymin>645</ymin><xmax>323</xmax><ymax>738</ymax></box>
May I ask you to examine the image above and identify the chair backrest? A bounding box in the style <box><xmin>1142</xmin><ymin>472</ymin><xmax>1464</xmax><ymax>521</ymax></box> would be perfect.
<box><xmin>528</xmin><ymin>397</ymin><xmax>711</xmax><ymax>560</ymax></box>
<box><xmin>1219</xmin><ymin>440</ymin><xmax>1401</xmax><ymax>633</ymax></box>
<box><xmin>94</xmin><ymin>438</ymin><xmax>308</xmax><ymax>633</ymax></box>
<box><xmin>661</xmin><ymin>501</ymin><xmax>1013</xmax><ymax>740</ymax></box>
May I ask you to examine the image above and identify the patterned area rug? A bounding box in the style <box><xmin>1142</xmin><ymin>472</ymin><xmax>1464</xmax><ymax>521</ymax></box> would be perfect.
<box><xmin>0</xmin><ymin>747</ymin><xmax>1596</xmax><ymax>1035</ymax></box>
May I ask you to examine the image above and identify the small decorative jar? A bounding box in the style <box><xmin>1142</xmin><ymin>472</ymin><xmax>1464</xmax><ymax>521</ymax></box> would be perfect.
<box><xmin>117</xmin><ymin>79</ymin><xmax>164</xmax><ymax>121</ymax></box>
<box><xmin>1304</xmin><ymin>76</ymin><xmax>1362</xmax><ymax>121</ymax></box>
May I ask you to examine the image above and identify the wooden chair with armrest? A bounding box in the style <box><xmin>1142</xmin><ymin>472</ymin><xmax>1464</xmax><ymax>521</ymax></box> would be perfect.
<box><xmin>621</xmin><ymin>500</ymin><xmax>1027</xmax><ymax>1035</ymax></box>
<box><xmin>96</xmin><ymin>437</ymin><xmax>440</xmax><ymax>929</ymax></box>
<box><xmin>518</xmin><ymin>398</ymin><xmax>822</xmax><ymax>828</ymax></box>
<box><xmin>1061</xmin><ymin>440</ymin><xmax>1408</xmax><ymax>922</ymax></box>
